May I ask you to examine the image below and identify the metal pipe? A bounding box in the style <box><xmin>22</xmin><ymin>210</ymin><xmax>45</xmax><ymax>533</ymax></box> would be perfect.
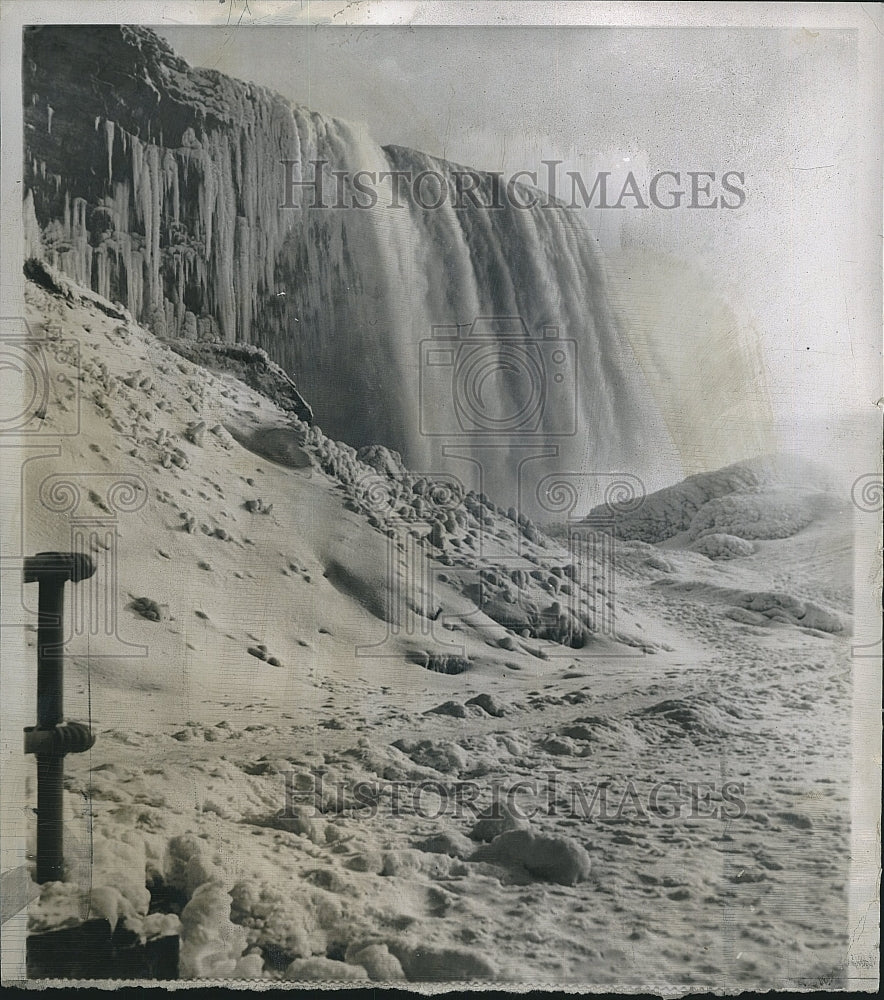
<box><xmin>35</xmin><ymin>756</ymin><xmax>64</xmax><ymax>884</ymax></box>
<box><xmin>23</xmin><ymin>552</ymin><xmax>96</xmax><ymax>884</ymax></box>
<box><xmin>35</xmin><ymin>564</ymin><xmax>65</xmax><ymax>728</ymax></box>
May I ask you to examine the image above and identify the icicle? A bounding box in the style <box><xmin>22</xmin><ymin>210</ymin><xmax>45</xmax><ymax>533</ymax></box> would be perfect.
<box><xmin>130</xmin><ymin>135</ymin><xmax>143</xmax><ymax>223</ymax></box>
<box><xmin>163</xmin><ymin>149</ymin><xmax>179</xmax><ymax>223</ymax></box>
<box><xmin>22</xmin><ymin>189</ymin><xmax>42</xmax><ymax>258</ymax></box>
<box><xmin>104</xmin><ymin>120</ymin><xmax>115</xmax><ymax>183</ymax></box>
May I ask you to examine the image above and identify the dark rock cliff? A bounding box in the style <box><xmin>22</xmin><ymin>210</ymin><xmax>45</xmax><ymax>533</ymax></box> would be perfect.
<box><xmin>24</xmin><ymin>24</ymin><xmax>298</xmax><ymax>343</ymax></box>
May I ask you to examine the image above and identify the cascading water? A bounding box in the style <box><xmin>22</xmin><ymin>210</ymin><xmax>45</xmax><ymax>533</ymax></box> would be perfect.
<box><xmin>23</xmin><ymin>24</ymin><xmax>676</xmax><ymax>512</ymax></box>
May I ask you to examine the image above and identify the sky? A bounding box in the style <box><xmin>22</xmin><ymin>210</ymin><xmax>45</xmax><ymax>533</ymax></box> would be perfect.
<box><xmin>157</xmin><ymin>25</ymin><xmax>845</xmax><ymax>179</ymax></box>
<box><xmin>154</xmin><ymin>21</ymin><xmax>877</xmax><ymax>474</ymax></box>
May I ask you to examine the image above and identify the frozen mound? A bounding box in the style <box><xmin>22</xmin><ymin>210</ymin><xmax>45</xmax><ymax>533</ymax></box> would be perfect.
<box><xmin>407</xmin><ymin>651</ymin><xmax>472</xmax><ymax>675</ymax></box>
<box><xmin>414</xmin><ymin>830</ymin><xmax>475</xmax><ymax>858</ymax></box>
<box><xmin>24</xmin><ymin>256</ymin><xmax>131</xmax><ymax>321</ymax></box>
<box><xmin>165</xmin><ymin>834</ymin><xmax>230</xmax><ymax>897</ymax></box>
<box><xmin>166</xmin><ymin>341</ymin><xmax>313</xmax><ymax>422</ymax></box>
<box><xmin>559</xmin><ymin>716</ymin><xmax>647</xmax><ymax>751</ymax></box>
<box><xmin>385</xmin><ymin>942</ymin><xmax>497</xmax><ymax>982</ymax></box>
<box><xmin>687</xmin><ymin>490</ymin><xmax>814</xmax><ymax>541</ymax></box>
<box><xmin>32</xmin><ymin>832</ymin><xmax>262</xmax><ymax>979</ymax></box>
<box><xmin>732</xmin><ymin>590</ymin><xmax>843</xmax><ymax>632</ymax></box>
<box><xmin>28</xmin><ymin>825</ymin><xmax>178</xmax><ymax>943</ymax></box>
<box><xmin>472</xmin><ymin>829</ymin><xmax>592</xmax><ymax>885</ymax></box>
<box><xmin>179</xmin><ymin>883</ymin><xmax>264</xmax><ymax>979</ymax></box>
<box><xmin>224</xmin><ymin>423</ymin><xmax>313</xmax><ymax>470</ymax></box>
<box><xmin>391</xmin><ymin>738</ymin><xmax>468</xmax><ymax>775</ymax></box>
<box><xmin>284</xmin><ymin>957</ymin><xmax>367</xmax><ymax>982</ymax></box>
<box><xmin>629</xmin><ymin>697</ymin><xmax>744</xmax><ymax>742</ymax></box>
<box><xmin>228</xmin><ymin>878</ymin><xmax>359</xmax><ymax>974</ymax></box>
<box><xmin>585</xmin><ymin>455</ymin><xmax>832</xmax><ymax>543</ymax></box>
<box><xmin>459</xmin><ymin>564</ymin><xmax>600</xmax><ymax>649</ymax></box>
<box><xmin>468</xmin><ymin>803</ymin><xmax>528</xmax><ymax>842</ymax></box>
<box><xmin>344</xmin><ymin>943</ymin><xmax>405</xmax><ymax>981</ymax></box>
<box><xmin>355</xmin><ymin>445</ymin><xmax>407</xmax><ymax>477</ymax></box>
<box><xmin>689</xmin><ymin>533</ymin><xmax>755</xmax><ymax>559</ymax></box>
<box><xmin>652</xmin><ymin>581</ymin><xmax>844</xmax><ymax>633</ymax></box>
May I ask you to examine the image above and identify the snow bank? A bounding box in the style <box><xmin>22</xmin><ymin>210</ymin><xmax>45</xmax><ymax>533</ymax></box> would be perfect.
<box><xmin>652</xmin><ymin>580</ymin><xmax>844</xmax><ymax>633</ymax></box>
<box><xmin>689</xmin><ymin>533</ymin><xmax>755</xmax><ymax>559</ymax></box>
<box><xmin>587</xmin><ymin>457</ymin><xmax>831</xmax><ymax>543</ymax></box>
<box><xmin>473</xmin><ymin>829</ymin><xmax>592</xmax><ymax>885</ymax></box>
<box><xmin>688</xmin><ymin>490</ymin><xmax>814</xmax><ymax>541</ymax></box>
<box><xmin>283</xmin><ymin>957</ymin><xmax>367</xmax><ymax>982</ymax></box>
<box><xmin>179</xmin><ymin>883</ymin><xmax>264</xmax><ymax>979</ymax></box>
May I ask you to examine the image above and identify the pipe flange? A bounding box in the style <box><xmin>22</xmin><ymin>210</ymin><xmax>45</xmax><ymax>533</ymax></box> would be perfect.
<box><xmin>24</xmin><ymin>722</ymin><xmax>96</xmax><ymax>756</ymax></box>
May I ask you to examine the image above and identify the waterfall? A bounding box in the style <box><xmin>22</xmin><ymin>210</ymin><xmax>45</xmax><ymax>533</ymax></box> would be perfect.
<box><xmin>257</xmin><ymin>119</ymin><xmax>670</xmax><ymax>507</ymax></box>
<box><xmin>22</xmin><ymin>24</ymin><xmax>675</xmax><ymax>510</ymax></box>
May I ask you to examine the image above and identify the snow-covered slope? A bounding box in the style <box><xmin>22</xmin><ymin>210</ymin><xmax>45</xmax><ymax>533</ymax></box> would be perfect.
<box><xmin>11</xmin><ymin>278</ymin><xmax>854</xmax><ymax>986</ymax></box>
